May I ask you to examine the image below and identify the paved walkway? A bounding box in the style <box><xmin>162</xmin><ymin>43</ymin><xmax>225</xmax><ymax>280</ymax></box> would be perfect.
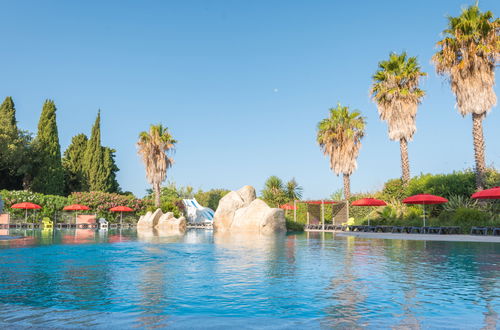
<box><xmin>336</xmin><ymin>231</ymin><xmax>500</xmax><ymax>243</ymax></box>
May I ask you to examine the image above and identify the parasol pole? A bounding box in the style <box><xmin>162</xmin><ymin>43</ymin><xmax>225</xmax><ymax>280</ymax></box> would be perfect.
<box><xmin>293</xmin><ymin>200</ymin><xmax>296</xmax><ymax>222</ymax></box>
<box><xmin>120</xmin><ymin>211</ymin><xmax>123</xmax><ymax>228</ymax></box>
<box><xmin>423</xmin><ymin>205</ymin><xmax>426</xmax><ymax>227</ymax></box>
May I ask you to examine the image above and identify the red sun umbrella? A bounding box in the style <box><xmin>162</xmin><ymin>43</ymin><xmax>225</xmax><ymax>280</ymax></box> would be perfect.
<box><xmin>11</xmin><ymin>202</ymin><xmax>42</xmax><ymax>221</ymax></box>
<box><xmin>279</xmin><ymin>204</ymin><xmax>297</xmax><ymax>210</ymax></box>
<box><xmin>351</xmin><ymin>198</ymin><xmax>387</xmax><ymax>226</ymax></box>
<box><xmin>63</xmin><ymin>204</ymin><xmax>90</xmax><ymax>211</ymax></box>
<box><xmin>403</xmin><ymin>194</ymin><xmax>448</xmax><ymax>227</ymax></box>
<box><xmin>63</xmin><ymin>204</ymin><xmax>90</xmax><ymax>225</ymax></box>
<box><xmin>11</xmin><ymin>202</ymin><xmax>42</xmax><ymax>210</ymax></box>
<box><xmin>471</xmin><ymin>187</ymin><xmax>500</xmax><ymax>199</ymax></box>
<box><xmin>109</xmin><ymin>206</ymin><xmax>134</xmax><ymax>228</ymax></box>
<box><xmin>352</xmin><ymin>198</ymin><xmax>387</xmax><ymax>206</ymax></box>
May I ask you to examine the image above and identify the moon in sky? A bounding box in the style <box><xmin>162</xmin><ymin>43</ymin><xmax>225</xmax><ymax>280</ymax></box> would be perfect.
<box><xmin>273</xmin><ymin>88</ymin><xmax>279</xmax><ymax>93</ymax></box>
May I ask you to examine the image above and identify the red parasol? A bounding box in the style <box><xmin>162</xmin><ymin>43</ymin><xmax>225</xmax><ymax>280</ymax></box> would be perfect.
<box><xmin>11</xmin><ymin>202</ymin><xmax>42</xmax><ymax>210</ymax></box>
<box><xmin>279</xmin><ymin>204</ymin><xmax>297</xmax><ymax>210</ymax></box>
<box><xmin>351</xmin><ymin>198</ymin><xmax>387</xmax><ymax>226</ymax></box>
<box><xmin>403</xmin><ymin>194</ymin><xmax>448</xmax><ymax>205</ymax></box>
<box><xmin>352</xmin><ymin>198</ymin><xmax>387</xmax><ymax>206</ymax></box>
<box><xmin>63</xmin><ymin>204</ymin><xmax>90</xmax><ymax>225</ymax></box>
<box><xmin>471</xmin><ymin>187</ymin><xmax>500</xmax><ymax>199</ymax></box>
<box><xmin>63</xmin><ymin>204</ymin><xmax>90</xmax><ymax>211</ymax></box>
<box><xmin>403</xmin><ymin>194</ymin><xmax>448</xmax><ymax>227</ymax></box>
<box><xmin>109</xmin><ymin>206</ymin><xmax>134</xmax><ymax>227</ymax></box>
<box><xmin>11</xmin><ymin>202</ymin><xmax>42</xmax><ymax>221</ymax></box>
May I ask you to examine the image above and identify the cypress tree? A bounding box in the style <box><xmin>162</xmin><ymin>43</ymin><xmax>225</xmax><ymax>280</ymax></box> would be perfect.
<box><xmin>0</xmin><ymin>97</ymin><xmax>31</xmax><ymax>190</ymax></box>
<box><xmin>63</xmin><ymin>133</ymin><xmax>89</xmax><ymax>193</ymax></box>
<box><xmin>0</xmin><ymin>96</ymin><xmax>17</xmax><ymax>131</ymax></box>
<box><xmin>102</xmin><ymin>147</ymin><xmax>120</xmax><ymax>193</ymax></box>
<box><xmin>31</xmin><ymin>100</ymin><xmax>65</xmax><ymax>195</ymax></box>
<box><xmin>83</xmin><ymin>111</ymin><xmax>107</xmax><ymax>191</ymax></box>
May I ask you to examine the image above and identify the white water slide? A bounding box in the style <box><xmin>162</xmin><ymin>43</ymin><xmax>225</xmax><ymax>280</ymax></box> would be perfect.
<box><xmin>182</xmin><ymin>198</ymin><xmax>215</xmax><ymax>223</ymax></box>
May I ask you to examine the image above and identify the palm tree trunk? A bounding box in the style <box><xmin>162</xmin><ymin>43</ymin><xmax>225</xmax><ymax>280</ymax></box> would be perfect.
<box><xmin>343</xmin><ymin>174</ymin><xmax>350</xmax><ymax>200</ymax></box>
<box><xmin>153</xmin><ymin>182</ymin><xmax>161</xmax><ymax>207</ymax></box>
<box><xmin>472</xmin><ymin>113</ymin><xmax>486</xmax><ymax>190</ymax></box>
<box><xmin>343</xmin><ymin>174</ymin><xmax>350</xmax><ymax>220</ymax></box>
<box><xmin>400</xmin><ymin>138</ymin><xmax>410</xmax><ymax>185</ymax></box>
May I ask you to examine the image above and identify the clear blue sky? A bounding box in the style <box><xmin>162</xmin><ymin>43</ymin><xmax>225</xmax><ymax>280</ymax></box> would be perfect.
<box><xmin>1</xmin><ymin>0</ymin><xmax>499</xmax><ymax>199</ymax></box>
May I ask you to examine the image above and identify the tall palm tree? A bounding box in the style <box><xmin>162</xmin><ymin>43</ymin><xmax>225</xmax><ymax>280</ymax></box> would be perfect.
<box><xmin>371</xmin><ymin>52</ymin><xmax>426</xmax><ymax>184</ymax></box>
<box><xmin>317</xmin><ymin>104</ymin><xmax>366</xmax><ymax>201</ymax></box>
<box><xmin>432</xmin><ymin>4</ymin><xmax>498</xmax><ymax>189</ymax></box>
<box><xmin>137</xmin><ymin>124</ymin><xmax>177</xmax><ymax>207</ymax></box>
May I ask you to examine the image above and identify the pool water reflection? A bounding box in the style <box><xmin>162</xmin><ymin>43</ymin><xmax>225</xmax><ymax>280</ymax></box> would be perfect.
<box><xmin>0</xmin><ymin>229</ymin><xmax>498</xmax><ymax>329</ymax></box>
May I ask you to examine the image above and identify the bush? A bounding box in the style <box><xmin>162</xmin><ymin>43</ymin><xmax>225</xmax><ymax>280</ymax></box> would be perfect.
<box><xmin>285</xmin><ymin>218</ymin><xmax>304</xmax><ymax>232</ymax></box>
<box><xmin>381</xmin><ymin>179</ymin><xmax>407</xmax><ymax>200</ymax></box>
<box><xmin>433</xmin><ymin>207</ymin><xmax>498</xmax><ymax>233</ymax></box>
<box><xmin>69</xmin><ymin>191</ymin><xmax>145</xmax><ymax>220</ymax></box>
<box><xmin>0</xmin><ymin>190</ymin><xmax>68</xmax><ymax>220</ymax></box>
<box><xmin>194</xmin><ymin>189</ymin><xmax>230</xmax><ymax>210</ymax></box>
<box><xmin>381</xmin><ymin>169</ymin><xmax>499</xmax><ymax>202</ymax></box>
<box><xmin>145</xmin><ymin>200</ymin><xmax>183</xmax><ymax>218</ymax></box>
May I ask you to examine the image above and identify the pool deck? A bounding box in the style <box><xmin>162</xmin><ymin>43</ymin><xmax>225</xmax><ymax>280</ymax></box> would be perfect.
<box><xmin>334</xmin><ymin>231</ymin><xmax>500</xmax><ymax>243</ymax></box>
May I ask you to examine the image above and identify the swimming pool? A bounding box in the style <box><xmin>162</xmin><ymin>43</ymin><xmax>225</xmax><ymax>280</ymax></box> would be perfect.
<box><xmin>0</xmin><ymin>229</ymin><xmax>498</xmax><ymax>329</ymax></box>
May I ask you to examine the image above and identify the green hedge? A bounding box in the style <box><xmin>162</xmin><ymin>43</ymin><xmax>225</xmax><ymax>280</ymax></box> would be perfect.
<box><xmin>0</xmin><ymin>190</ymin><xmax>147</xmax><ymax>223</ymax></box>
<box><xmin>69</xmin><ymin>191</ymin><xmax>146</xmax><ymax>221</ymax></box>
<box><xmin>0</xmin><ymin>190</ymin><xmax>68</xmax><ymax>220</ymax></box>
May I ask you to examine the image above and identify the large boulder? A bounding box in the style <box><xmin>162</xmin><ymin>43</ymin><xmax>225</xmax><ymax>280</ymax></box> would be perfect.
<box><xmin>232</xmin><ymin>199</ymin><xmax>286</xmax><ymax>234</ymax></box>
<box><xmin>157</xmin><ymin>214</ymin><xmax>187</xmax><ymax>233</ymax></box>
<box><xmin>213</xmin><ymin>191</ymin><xmax>247</xmax><ymax>232</ymax></box>
<box><xmin>136</xmin><ymin>211</ymin><xmax>153</xmax><ymax>228</ymax></box>
<box><xmin>213</xmin><ymin>185</ymin><xmax>285</xmax><ymax>234</ymax></box>
<box><xmin>137</xmin><ymin>208</ymin><xmax>163</xmax><ymax>228</ymax></box>
<box><xmin>237</xmin><ymin>185</ymin><xmax>256</xmax><ymax>205</ymax></box>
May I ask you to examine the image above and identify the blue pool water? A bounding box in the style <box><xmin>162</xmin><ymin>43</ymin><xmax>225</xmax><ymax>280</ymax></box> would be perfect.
<box><xmin>0</xmin><ymin>229</ymin><xmax>498</xmax><ymax>329</ymax></box>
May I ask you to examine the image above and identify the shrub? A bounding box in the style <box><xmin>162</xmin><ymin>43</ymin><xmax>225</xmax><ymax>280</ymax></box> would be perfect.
<box><xmin>0</xmin><ymin>190</ymin><xmax>68</xmax><ymax>220</ymax></box>
<box><xmin>69</xmin><ymin>191</ymin><xmax>145</xmax><ymax>220</ymax></box>
<box><xmin>381</xmin><ymin>179</ymin><xmax>407</xmax><ymax>200</ymax></box>
<box><xmin>194</xmin><ymin>189</ymin><xmax>230</xmax><ymax>210</ymax></box>
<box><xmin>434</xmin><ymin>207</ymin><xmax>495</xmax><ymax>233</ymax></box>
<box><xmin>285</xmin><ymin>218</ymin><xmax>304</xmax><ymax>232</ymax></box>
<box><xmin>443</xmin><ymin>194</ymin><xmax>478</xmax><ymax>212</ymax></box>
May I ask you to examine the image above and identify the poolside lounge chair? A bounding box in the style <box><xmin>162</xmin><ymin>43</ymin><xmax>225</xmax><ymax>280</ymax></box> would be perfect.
<box><xmin>470</xmin><ymin>227</ymin><xmax>489</xmax><ymax>235</ymax></box>
<box><xmin>98</xmin><ymin>218</ymin><xmax>108</xmax><ymax>230</ymax></box>
<box><xmin>42</xmin><ymin>217</ymin><xmax>53</xmax><ymax>229</ymax></box>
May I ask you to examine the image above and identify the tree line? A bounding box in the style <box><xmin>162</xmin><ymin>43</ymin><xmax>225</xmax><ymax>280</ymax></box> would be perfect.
<box><xmin>0</xmin><ymin>97</ymin><xmax>120</xmax><ymax>195</ymax></box>
<box><xmin>317</xmin><ymin>4</ymin><xmax>499</xmax><ymax>200</ymax></box>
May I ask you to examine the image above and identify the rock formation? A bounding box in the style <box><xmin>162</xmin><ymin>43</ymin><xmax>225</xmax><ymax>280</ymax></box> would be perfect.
<box><xmin>136</xmin><ymin>209</ymin><xmax>186</xmax><ymax>234</ymax></box>
<box><xmin>213</xmin><ymin>185</ymin><xmax>286</xmax><ymax>234</ymax></box>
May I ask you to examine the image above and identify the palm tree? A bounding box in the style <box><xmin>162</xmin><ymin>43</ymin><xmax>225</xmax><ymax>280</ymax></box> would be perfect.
<box><xmin>285</xmin><ymin>178</ymin><xmax>303</xmax><ymax>202</ymax></box>
<box><xmin>432</xmin><ymin>4</ymin><xmax>498</xmax><ymax>189</ymax></box>
<box><xmin>371</xmin><ymin>52</ymin><xmax>426</xmax><ymax>184</ymax></box>
<box><xmin>261</xmin><ymin>175</ymin><xmax>285</xmax><ymax>207</ymax></box>
<box><xmin>317</xmin><ymin>103</ymin><xmax>365</xmax><ymax>200</ymax></box>
<box><xmin>137</xmin><ymin>124</ymin><xmax>177</xmax><ymax>207</ymax></box>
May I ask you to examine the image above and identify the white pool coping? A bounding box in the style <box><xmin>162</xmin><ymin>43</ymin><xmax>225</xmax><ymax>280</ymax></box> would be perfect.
<box><xmin>335</xmin><ymin>231</ymin><xmax>500</xmax><ymax>243</ymax></box>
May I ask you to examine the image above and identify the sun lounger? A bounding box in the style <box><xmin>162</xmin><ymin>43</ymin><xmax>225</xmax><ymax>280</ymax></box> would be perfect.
<box><xmin>443</xmin><ymin>226</ymin><xmax>460</xmax><ymax>234</ymax></box>
<box><xmin>410</xmin><ymin>227</ymin><xmax>423</xmax><ymax>234</ymax></box>
<box><xmin>375</xmin><ymin>225</ymin><xmax>393</xmax><ymax>233</ymax></box>
<box><xmin>470</xmin><ymin>227</ymin><xmax>489</xmax><ymax>235</ymax></box>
